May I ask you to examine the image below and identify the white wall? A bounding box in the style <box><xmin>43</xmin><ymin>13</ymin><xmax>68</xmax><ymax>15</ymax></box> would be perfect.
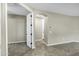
<box><xmin>35</xmin><ymin>17</ymin><xmax>42</xmax><ymax>41</ymax></box>
<box><xmin>46</xmin><ymin>12</ymin><xmax>79</xmax><ymax>45</ymax></box>
<box><xmin>44</xmin><ymin>16</ymin><xmax>48</xmax><ymax>44</ymax></box>
<box><xmin>8</xmin><ymin>14</ymin><xmax>26</xmax><ymax>44</ymax></box>
<box><xmin>1</xmin><ymin>3</ymin><xmax>7</xmax><ymax>56</ymax></box>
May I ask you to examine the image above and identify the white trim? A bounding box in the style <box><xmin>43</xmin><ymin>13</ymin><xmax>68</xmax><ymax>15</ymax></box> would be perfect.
<box><xmin>8</xmin><ymin>41</ymin><xmax>26</xmax><ymax>44</ymax></box>
<box><xmin>74</xmin><ymin>41</ymin><xmax>79</xmax><ymax>43</ymax></box>
<box><xmin>26</xmin><ymin>13</ymin><xmax>32</xmax><ymax>48</ymax></box>
<box><xmin>47</xmin><ymin>41</ymin><xmax>74</xmax><ymax>46</ymax></box>
<box><xmin>1</xmin><ymin>3</ymin><xmax>8</xmax><ymax>56</ymax></box>
<box><xmin>5</xmin><ymin>3</ymin><xmax>8</xmax><ymax>56</ymax></box>
<box><xmin>32</xmin><ymin>12</ymin><xmax>35</xmax><ymax>49</ymax></box>
<box><xmin>0</xmin><ymin>3</ymin><xmax>1</xmax><ymax>56</ymax></box>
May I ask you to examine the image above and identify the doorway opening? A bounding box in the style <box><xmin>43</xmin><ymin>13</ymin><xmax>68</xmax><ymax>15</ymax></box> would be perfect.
<box><xmin>7</xmin><ymin>3</ymin><xmax>34</xmax><ymax>56</ymax></box>
<box><xmin>35</xmin><ymin>14</ymin><xmax>48</xmax><ymax>47</ymax></box>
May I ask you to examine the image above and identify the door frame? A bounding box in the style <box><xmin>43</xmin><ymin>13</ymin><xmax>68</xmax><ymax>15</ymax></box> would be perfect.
<box><xmin>1</xmin><ymin>3</ymin><xmax>8</xmax><ymax>56</ymax></box>
<box><xmin>26</xmin><ymin>13</ymin><xmax>33</xmax><ymax>48</ymax></box>
<box><xmin>19</xmin><ymin>3</ymin><xmax>35</xmax><ymax>49</ymax></box>
<box><xmin>3</xmin><ymin>3</ymin><xmax>35</xmax><ymax>56</ymax></box>
<box><xmin>0</xmin><ymin>3</ymin><xmax>1</xmax><ymax>56</ymax></box>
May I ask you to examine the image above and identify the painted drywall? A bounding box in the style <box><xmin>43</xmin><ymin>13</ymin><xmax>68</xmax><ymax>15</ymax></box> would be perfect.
<box><xmin>8</xmin><ymin>14</ymin><xmax>26</xmax><ymax>44</ymax></box>
<box><xmin>35</xmin><ymin>17</ymin><xmax>42</xmax><ymax>41</ymax></box>
<box><xmin>44</xmin><ymin>17</ymin><xmax>48</xmax><ymax>44</ymax></box>
<box><xmin>1</xmin><ymin>3</ymin><xmax>7</xmax><ymax>56</ymax></box>
<box><xmin>46</xmin><ymin>12</ymin><xmax>79</xmax><ymax>45</ymax></box>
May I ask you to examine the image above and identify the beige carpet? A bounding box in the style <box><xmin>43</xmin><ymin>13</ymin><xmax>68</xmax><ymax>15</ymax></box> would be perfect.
<box><xmin>8</xmin><ymin>41</ymin><xmax>79</xmax><ymax>56</ymax></box>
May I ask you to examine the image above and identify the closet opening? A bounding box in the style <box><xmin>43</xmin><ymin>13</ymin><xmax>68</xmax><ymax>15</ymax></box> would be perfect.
<box><xmin>7</xmin><ymin>3</ymin><xmax>33</xmax><ymax>56</ymax></box>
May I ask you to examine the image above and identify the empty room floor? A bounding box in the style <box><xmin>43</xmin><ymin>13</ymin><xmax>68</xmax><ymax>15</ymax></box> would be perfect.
<box><xmin>8</xmin><ymin>40</ymin><xmax>79</xmax><ymax>56</ymax></box>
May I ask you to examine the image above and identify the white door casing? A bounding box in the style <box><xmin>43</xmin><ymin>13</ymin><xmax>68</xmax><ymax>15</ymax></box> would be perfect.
<box><xmin>27</xmin><ymin>13</ymin><xmax>33</xmax><ymax>48</ymax></box>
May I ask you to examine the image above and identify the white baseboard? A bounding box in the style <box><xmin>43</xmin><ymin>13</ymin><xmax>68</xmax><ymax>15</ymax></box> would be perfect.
<box><xmin>8</xmin><ymin>41</ymin><xmax>26</xmax><ymax>44</ymax></box>
<box><xmin>74</xmin><ymin>41</ymin><xmax>79</xmax><ymax>42</ymax></box>
<box><xmin>47</xmin><ymin>41</ymin><xmax>74</xmax><ymax>46</ymax></box>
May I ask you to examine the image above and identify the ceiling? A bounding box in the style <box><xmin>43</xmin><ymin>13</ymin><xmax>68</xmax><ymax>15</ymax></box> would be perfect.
<box><xmin>26</xmin><ymin>3</ymin><xmax>79</xmax><ymax>16</ymax></box>
<box><xmin>8</xmin><ymin>3</ymin><xmax>30</xmax><ymax>16</ymax></box>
